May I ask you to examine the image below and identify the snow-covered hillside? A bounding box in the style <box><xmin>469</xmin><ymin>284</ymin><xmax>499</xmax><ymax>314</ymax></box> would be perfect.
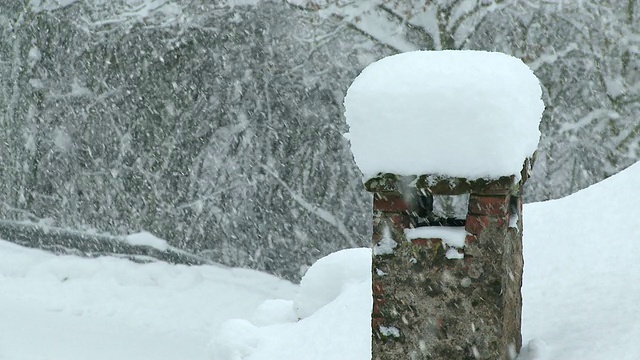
<box><xmin>2</xmin><ymin>161</ymin><xmax>640</xmax><ymax>360</ymax></box>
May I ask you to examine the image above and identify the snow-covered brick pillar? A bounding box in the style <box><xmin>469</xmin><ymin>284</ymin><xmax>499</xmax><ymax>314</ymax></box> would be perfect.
<box><xmin>344</xmin><ymin>51</ymin><xmax>544</xmax><ymax>360</ymax></box>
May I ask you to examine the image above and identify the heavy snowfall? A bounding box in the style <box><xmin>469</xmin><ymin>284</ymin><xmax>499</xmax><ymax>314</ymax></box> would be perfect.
<box><xmin>1</xmin><ymin>0</ymin><xmax>639</xmax><ymax>278</ymax></box>
<box><xmin>1</xmin><ymin>1</ymin><xmax>639</xmax><ymax>359</ymax></box>
<box><xmin>3</xmin><ymin>160</ymin><xmax>640</xmax><ymax>359</ymax></box>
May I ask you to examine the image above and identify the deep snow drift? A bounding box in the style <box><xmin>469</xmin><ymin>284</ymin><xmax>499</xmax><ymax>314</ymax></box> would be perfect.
<box><xmin>521</xmin><ymin>160</ymin><xmax>640</xmax><ymax>359</ymax></box>
<box><xmin>212</xmin><ymin>160</ymin><xmax>640</xmax><ymax>360</ymax></box>
<box><xmin>343</xmin><ymin>50</ymin><xmax>544</xmax><ymax>181</ymax></box>
<box><xmin>3</xmin><ymin>161</ymin><xmax>640</xmax><ymax>359</ymax></box>
<box><xmin>0</xmin><ymin>241</ymin><xmax>296</xmax><ymax>360</ymax></box>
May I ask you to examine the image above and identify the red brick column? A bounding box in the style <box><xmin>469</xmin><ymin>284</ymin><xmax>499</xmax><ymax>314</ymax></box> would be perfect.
<box><xmin>465</xmin><ymin>193</ymin><xmax>511</xmax><ymax>243</ymax></box>
<box><xmin>371</xmin><ymin>191</ymin><xmax>412</xmax><ymax>336</ymax></box>
<box><xmin>463</xmin><ymin>187</ymin><xmax>524</xmax><ymax>358</ymax></box>
<box><xmin>367</xmin><ymin>166</ymin><xmax>530</xmax><ymax>360</ymax></box>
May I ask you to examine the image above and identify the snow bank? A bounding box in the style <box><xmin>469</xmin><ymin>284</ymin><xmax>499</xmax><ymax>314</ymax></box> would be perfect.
<box><xmin>209</xmin><ymin>248</ymin><xmax>372</xmax><ymax>360</ymax></box>
<box><xmin>125</xmin><ymin>231</ymin><xmax>169</xmax><ymax>251</ymax></box>
<box><xmin>344</xmin><ymin>50</ymin><xmax>544</xmax><ymax>181</ymax></box>
<box><xmin>293</xmin><ymin>248</ymin><xmax>371</xmax><ymax>319</ymax></box>
<box><xmin>521</xmin><ymin>160</ymin><xmax>640</xmax><ymax>359</ymax></box>
<box><xmin>6</xmin><ymin>160</ymin><xmax>640</xmax><ymax>360</ymax></box>
<box><xmin>208</xmin><ymin>160</ymin><xmax>640</xmax><ymax>360</ymax></box>
<box><xmin>0</xmin><ymin>239</ymin><xmax>296</xmax><ymax>360</ymax></box>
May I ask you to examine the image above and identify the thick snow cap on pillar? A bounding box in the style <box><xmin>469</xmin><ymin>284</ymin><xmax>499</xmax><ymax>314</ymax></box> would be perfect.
<box><xmin>344</xmin><ymin>50</ymin><xmax>545</xmax><ymax>181</ymax></box>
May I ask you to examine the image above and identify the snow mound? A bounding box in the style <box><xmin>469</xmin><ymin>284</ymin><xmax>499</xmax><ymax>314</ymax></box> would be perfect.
<box><xmin>344</xmin><ymin>50</ymin><xmax>544</xmax><ymax>181</ymax></box>
<box><xmin>209</xmin><ymin>160</ymin><xmax>640</xmax><ymax>360</ymax></box>
<box><xmin>293</xmin><ymin>247</ymin><xmax>371</xmax><ymax>319</ymax></box>
<box><xmin>124</xmin><ymin>231</ymin><xmax>169</xmax><ymax>251</ymax></box>
<box><xmin>522</xmin><ymin>160</ymin><xmax>640</xmax><ymax>360</ymax></box>
<box><xmin>209</xmin><ymin>247</ymin><xmax>372</xmax><ymax>360</ymax></box>
<box><xmin>517</xmin><ymin>339</ymin><xmax>549</xmax><ymax>360</ymax></box>
<box><xmin>6</xmin><ymin>160</ymin><xmax>640</xmax><ymax>359</ymax></box>
<box><xmin>252</xmin><ymin>299</ymin><xmax>297</xmax><ymax>326</ymax></box>
<box><xmin>208</xmin><ymin>319</ymin><xmax>261</xmax><ymax>360</ymax></box>
<box><xmin>0</xmin><ymin>238</ymin><xmax>297</xmax><ymax>360</ymax></box>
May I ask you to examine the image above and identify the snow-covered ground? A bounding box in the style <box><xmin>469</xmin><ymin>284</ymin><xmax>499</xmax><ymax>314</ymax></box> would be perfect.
<box><xmin>0</xmin><ymin>242</ymin><xmax>296</xmax><ymax>360</ymax></box>
<box><xmin>521</xmin><ymin>159</ymin><xmax>640</xmax><ymax>359</ymax></box>
<box><xmin>2</xmin><ymin>161</ymin><xmax>640</xmax><ymax>359</ymax></box>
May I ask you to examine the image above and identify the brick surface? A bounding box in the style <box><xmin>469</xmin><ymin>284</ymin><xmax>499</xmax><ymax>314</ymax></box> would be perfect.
<box><xmin>410</xmin><ymin>237</ymin><xmax>442</xmax><ymax>247</ymax></box>
<box><xmin>366</xmin><ymin>171</ymin><xmax>527</xmax><ymax>360</ymax></box>
<box><xmin>469</xmin><ymin>176</ymin><xmax>515</xmax><ymax>195</ymax></box>
<box><xmin>390</xmin><ymin>212</ymin><xmax>412</xmax><ymax>228</ymax></box>
<box><xmin>465</xmin><ymin>214</ymin><xmax>507</xmax><ymax>236</ymax></box>
<box><xmin>372</xmin><ymin>281</ymin><xmax>385</xmax><ymax>329</ymax></box>
<box><xmin>465</xmin><ymin>234</ymin><xmax>478</xmax><ymax>245</ymax></box>
<box><xmin>373</xmin><ymin>193</ymin><xmax>410</xmax><ymax>212</ymax></box>
<box><xmin>468</xmin><ymin>194</ymin><xmax>510</xmax><ymax>215</ymax></box>
<box><xmin>372</xmin><ymin>211</ymin><xmax>412</xmax><ymax>246</ymax></box>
